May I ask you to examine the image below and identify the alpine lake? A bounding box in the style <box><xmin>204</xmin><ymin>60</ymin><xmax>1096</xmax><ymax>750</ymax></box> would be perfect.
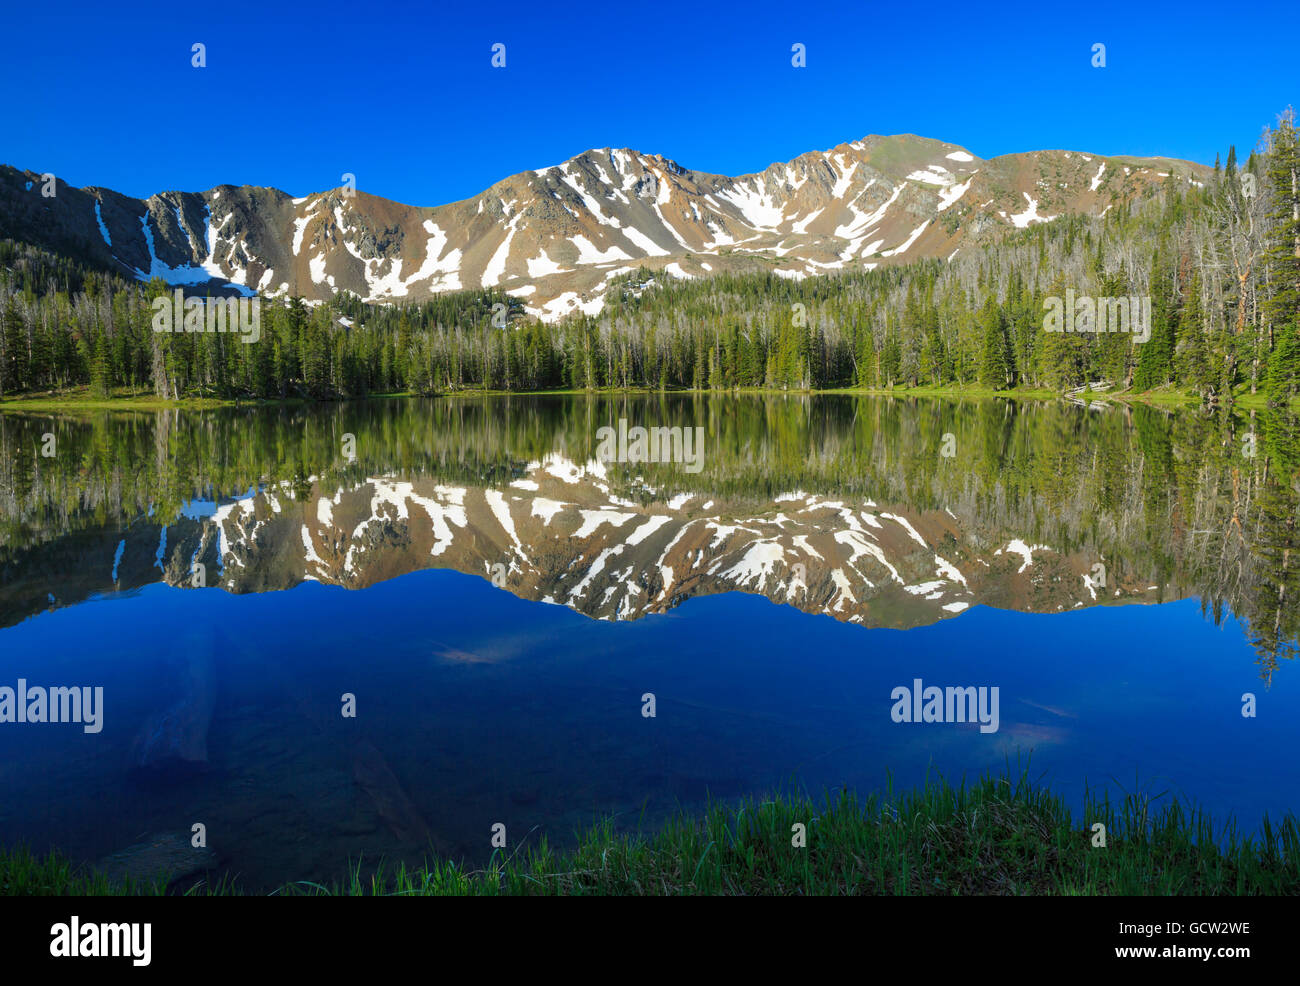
<box><xmin>1</xmin><ymin>394</ymin><xmax>1296</xmax><ymax>891</ymax></box>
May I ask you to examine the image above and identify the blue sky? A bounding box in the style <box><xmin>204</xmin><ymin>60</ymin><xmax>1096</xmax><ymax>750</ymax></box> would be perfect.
<box><xmin>2</xmin><ymin>0</ymin><xmax>1294</xmax><ymax>205</ymax></box>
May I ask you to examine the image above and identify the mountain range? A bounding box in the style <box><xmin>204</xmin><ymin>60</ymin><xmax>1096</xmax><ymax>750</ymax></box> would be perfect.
<box><xmin>0</xmin><ymin>134</ymin><xmax>1211</xmax><ymax>321</ymax></box>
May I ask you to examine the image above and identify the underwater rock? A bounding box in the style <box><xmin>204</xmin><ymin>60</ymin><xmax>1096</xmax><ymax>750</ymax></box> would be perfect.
<box><xmin>130</xmin><ymin>651</ymin><xmax>216</xmax><ymax>779</ymax></box>
<box><xmin>350</xmin><ymin>739</ymin><xmax>439</xmax><ymax>849</ymax></box>
<box><xmin>96</xmin><ymin>831</ymin><xmax>219</xmax><ymax>889</ymax></box>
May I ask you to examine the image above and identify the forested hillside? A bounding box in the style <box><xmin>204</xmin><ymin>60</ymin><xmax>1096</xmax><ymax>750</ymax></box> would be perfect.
<box><xmin>2</xmin><ymin>112</ymin><xmax>1297</xmax><ymax>407</ymax></box>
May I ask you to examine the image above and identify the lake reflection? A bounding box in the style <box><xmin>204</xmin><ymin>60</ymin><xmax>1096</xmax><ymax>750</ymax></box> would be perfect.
<box><xmin>0</xmin><ymin>395</ymin><xmax>1297</xmax><ymax>890</ymax></box>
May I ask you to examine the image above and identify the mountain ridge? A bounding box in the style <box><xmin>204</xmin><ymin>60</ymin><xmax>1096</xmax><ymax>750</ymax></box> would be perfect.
<box><xmin>0</xmin><ymin>133</ymin><xmax>1212</xmax><ymax>322</ymax></box>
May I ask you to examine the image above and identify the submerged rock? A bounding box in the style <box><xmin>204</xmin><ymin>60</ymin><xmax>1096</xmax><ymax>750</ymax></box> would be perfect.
<box><xmin>351</xmin><ymin>739</ymin><xmax>442</xmax><ymax>850</ymax></box>
<box><xmin>96</xmin><ymin>831</ymin><xmax>219</xmax><ymax>889</ymax></box>
<box><xmin>130</xmin><ymin>650</ymin><xmax>216</xmax><ymax>779</ymax></box>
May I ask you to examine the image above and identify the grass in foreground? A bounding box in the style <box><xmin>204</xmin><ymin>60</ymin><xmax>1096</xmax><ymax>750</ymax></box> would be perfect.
<box><xmin>0</xmin><ymin>845</ymin><xmax>162</xmax><ymax>896</ymax></box>
<box><xmin>4</xmin><ymin>771</ymin><xmax>1298</xmax><ymax>895</ymax></box>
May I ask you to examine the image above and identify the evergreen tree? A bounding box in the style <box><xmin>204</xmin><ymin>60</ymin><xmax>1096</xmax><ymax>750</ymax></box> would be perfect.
<box><xmin>89</xmin><ymin>330</ymin><xmax>112</xmax><ymax>399</ymax></box>
<box><xmin>1264</xmin><ymin>110</ymin><xmax>1300</xmax><ymax>334</ymax></box>
<box><xmin>977</xmin><ymin>298</ymin><xmax>1013</xmax><ymax>388</ymax></box>
<box><xmin>1133</xmin><ymin>293</ymin><xmax>1175</xmax><ymax>391</ymax></box>
<box><xmin>1266</xmin><ymin>323</ymin><xmax>1300</xmax><ymax>406</ymax></box>
<box><xmin>0</xmin><ymin>297</ymin><xmax>26</xmax><ymax>395</ymax></box>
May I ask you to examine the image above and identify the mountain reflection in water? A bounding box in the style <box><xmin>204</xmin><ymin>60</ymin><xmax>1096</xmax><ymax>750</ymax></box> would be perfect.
<box><xmin>0</xmin><ymin>395</ymin><xmax>1297</xmax><ymax>890</ymax></box>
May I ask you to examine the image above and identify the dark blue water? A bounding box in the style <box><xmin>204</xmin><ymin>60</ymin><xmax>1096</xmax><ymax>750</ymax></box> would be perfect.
<box><xmin>1</xmin><ymin>567</ymin><xmax>1291</xmax><ymax>889</ymax></box>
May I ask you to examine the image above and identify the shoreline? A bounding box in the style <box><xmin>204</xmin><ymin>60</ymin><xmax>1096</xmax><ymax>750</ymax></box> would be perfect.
<box><xmin>0</xmin><ymin>384</ymin><xmax>1290</xmax><ymax>413</ymax></box>
<box><xmin>4</xmin><ymin>770</ymin><xmax>1296</xmax><ymax>896</ymax></box>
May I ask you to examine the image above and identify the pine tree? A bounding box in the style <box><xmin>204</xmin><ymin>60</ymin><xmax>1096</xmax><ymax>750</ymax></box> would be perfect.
<box><xmin>0</xmin><ymin>297</ymin><xmax>27</xmax><ymax>395</ymax></box>
<box><xmin>977</xmin><ymin>299</ymin><xmax>1012</xmax><ymax>388</ymax></box>
<box><xmin>89</xmin><ymin>330</ymin><xmax>112</xmax><ymax>399</ymax></box>
<box><xmin>1266</xmin><ymin>324</ymin><xmax>1300</xmax><ymax>406</ymax></box>
<box><xmin>1175</xmin><ymin>271</ymin><xmax>1209</xmax><ymax>393</ymax></box>
<box><xmin>1264</xmin><ymin>109</ymin><xmax>1300</xmax><ymax>334</ymax></box>
<box><xmin>1133</xmin><ymin>292</ymin><xmax>1175</xmax><ymax>391</ymax></box>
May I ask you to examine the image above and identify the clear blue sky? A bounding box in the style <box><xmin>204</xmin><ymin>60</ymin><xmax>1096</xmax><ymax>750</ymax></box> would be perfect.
<box><xmin>2</xmin><ymin>0</ymin><xmax>1294</xmax><ymax>206</ymax></box>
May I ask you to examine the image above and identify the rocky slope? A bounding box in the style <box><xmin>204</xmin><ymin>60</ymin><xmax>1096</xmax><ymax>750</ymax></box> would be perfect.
<box><xmin>0</xmin><ymin>135</ymin><xmax>1210</xmax><ymax>321</ymax></box>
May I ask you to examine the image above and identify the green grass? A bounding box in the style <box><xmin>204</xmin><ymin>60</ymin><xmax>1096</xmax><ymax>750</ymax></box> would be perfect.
<box><xmin>0</xmin><ymin>385</ymin><xmax>230</xmax><ymax>411</ymax></box>
<box><xmin>1102</xmin><ymin>382</ymin><xmax>1300</xmax><ymax>410</ymax></box>
<box><xmin>5</xmin><ymin>770</ymin><xmax>1297</xmax><ymax>896</ymax></box>
<box><xmin>5</xmin><ymin>381</ymin><xmax>1297</xmax><ymax>411</ymax></box>
<box><xmin>0</xmin><ymin>844</ymin><xmax>163</xmax><ymax>896</ymax></box>
<box><xmin>819</xmin><ymin>384</ymin><xmax>1061</xmax><ymax>400</ymax></box>
<box><xmin>0</xmin><ymin>383</ymin><xmax>1086</xmax><ymax>409</ymax></box>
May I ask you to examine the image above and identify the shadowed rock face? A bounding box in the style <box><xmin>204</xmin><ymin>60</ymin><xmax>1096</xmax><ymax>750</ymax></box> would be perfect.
<box><xmin>11</xmin><ymin>454</ymin><xmax>1172</xmax><ymax>633</ymax></box>
<box><xmin>0</xmin><ymin>134</ymin><xmax>1209</xmax><ymax>320</ymax></box>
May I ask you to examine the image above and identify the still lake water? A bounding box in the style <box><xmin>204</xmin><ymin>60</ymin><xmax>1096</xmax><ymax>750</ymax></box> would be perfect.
<box><xmin>1</xmin><ymin>395</ymin><xmax>1297</xmax><ymax>890</ymax></box>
